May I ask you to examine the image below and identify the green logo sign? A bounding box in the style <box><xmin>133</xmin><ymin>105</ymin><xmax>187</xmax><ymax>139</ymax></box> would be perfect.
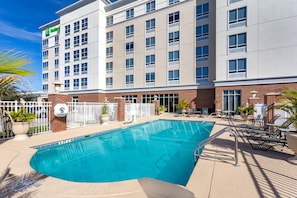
<box><xmin>45</xmin><ymin>26</ymin><xmax>60</xmax><ymax>37</ymax></box>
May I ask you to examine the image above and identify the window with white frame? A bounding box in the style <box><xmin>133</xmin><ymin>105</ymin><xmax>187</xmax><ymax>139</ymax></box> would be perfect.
<box><xmin>82</xmin><ymin>18</ymin><xmax>88</xmax><ymax>30</ymax></box>
<box><xmin>196</xmin><ymin>24</ymin><xmax>209</xmax><ymax>41</ymax></box>
<box><xmin>196</xmin><ymin>45</ymin><xmax>209</xmax><ymax>61</ymax></box>
<box><xmin>126</xmin><ymin>9</ymin><xmax>134</xmax><ymax>19</ymax></box>
<box><xmin>74</xmin><ymin>36</ymin><xmax>80</xmax><ymax>47</ymax></box>
<box><xmin>42</xmin><ymin>73</ymin><xmax>48</xmax><ymax>81</ymax></box>
<box><xmin>106</xmin><ymin>47</ymin><xmax>113</xmax><ymax>57</ymax></box>
<box><xmin>106</xmin><ymin>62</ymin><xmax>113</xmax><ymax>73</ymax></box>
<box><xmin>42</xmin><ymin>62</ymin><xmax>48</xmax><ymax>70</ymax></box>
<box><xmin>126</xmin><ymin>42</ymin><xmax>134</xmax><ymax>53</ymax></box>
<box><xmin>43</xmin><ymin>50</ymin><xmax>48</xmax><ymax>59</ymax></box>
<box><xmin>107</xmin><ymin>16</ymin><xmax>113</xmax><ymax>26</ymax></box>
<box><xmin>125</xmin><ymin>74</ymin><xmax>134</xmax><ymax>85</ymax></box>
<box><xmin>64</xmin><ymin>52</ymin><xmax>70</xmax><ymax>63</ymax></box>
<box><xmin>81</xmin><ymin>63</ymin><xmax>88</xmax><ymax>74</ymax></box>
<box><xmin>126</xmin><ymin>25</ymin><xmax>134</xmax><ymax>38</ymax></box>
<box><xmin>55</xmin><ymin>35</ymin><xmax>59</xmax><ymax>45</ymax></box>
<box><xmin>126</xmin><ymin>58</ymin><xmax>134</xmax><ymax>70</ymax></box>
<box><xmin>168</xmin><ymin>70</ymin><xmax>179</xmax><ymax>81</ymax></box>
<box><xmin>168</xmin><ymin>50</ymin><xmax>180</xmax><ymax>63</ymax></box>
<box><xmin>65</xmin><ymin>38</ymin><xmax>70</xmax><ymax>49</ymax></box>
<box><xmin>55</xmin><ymin>47</ymin><xmax>59</xmax><ymax>56</ymax></box>
<box><xmin>146</xmin><ymin>37</ymin><xmax>155</xmax><ymax>48</ymax></box>
<box><xmin>229</xmin><ymin>33</ymin><xmax>246</xmax><ymax>52</ymax></box>
<box><xmin>146</xmin><ymin>72</ymin><xmax>155</xmax><ymax>85</ymax></box>
<box><xmin>42</xmin><ymin>84</ymin><xmax>48</xmax><ymax>92</ymax></box>
<box><xmin>146</xmin><ymin>55</ymin><xmax>155</xmax><ymax>67</ymax></box>
<box><xmin>74</xmin><ymin>64</ymin><xmax>79</xmax><ymax>75</ymax></box>
<box><xmin>228</xmin><ymin>58</ymin><xmax>246</xmax><ymax>79</ymax></box>
<box><xmin>146</xmin><ymin>19</ymin><xmax>155</xmax><ymax>31</ymax></box>
<box><xmin>81</xmin><ymin>77</ymin><xmax>87</xmax><ymax>89</ymax></box>
<box><xmin>196</xmin><ymin>3</ymin><xmax>209</xmax><ymax>20</ymax></box>
<box><xmin>169</xmin><ymin>0</ymin><xmax>179</xmax><ymax>5</ymax></box>
<box><xmin>81</xmin><ymin>48</ymin><xmax>87</xmax><ymax>60</ymax></box>
<box><xmin>223</xmin><ymin>90</ymin><xmax>241</xmax><ymax>113</ymax></box>
<box><xmin>106</xmin><ymin>31</ymin><xmax>113</xmax><ymax>43</ymax></box>
<box><xmin>42</xmin><ymin>39</ymin><xmax>48</xmax><ymax>48</ymax></box>
<box><xmin>106</xmin><ymin>77</ymin><xmax>113</xmax><ymax>87</ymax></box>
<box><xmin>74</xmin><ymin>21</ymin><xmax>80</xmax><ymax>33</ymax></box>
<box><xmin>229</xmin><ymin>7</ymin><xmax>247</xmax><ymax>28</ymax></box>
<box><xmin>64</xmin><ymin>80</ymin><xmax>70</xmax><ymax>90</ymax></box>
<box><xmin>64</xmin><ymin>66</ymin><xmax>70</xmax><ymax>77</ymax></box>
<box><xmin>74</xmin><ymin>50</ymin><xmax>79</xmax><ymax>61</ymax></box>
<box><xmin>54</xmin><ymin>71</ymin><xmax>59</xmax><ymax>80</ymax></box>
<box><xmin>73</xmin><ymin>79</ymin><xmax>79</xmax><ymax>89</ymax></box>
<box><xmin>196</xmin><ymin>66</ymin><xmax>209</xmax><ymax>82</ymax></box>
<box><xmin>168</xmin><ymin>12</ymin><xmax>179</xmax><ymax>24</ymax></box>
<box><xmin>82</xmin><ymin>33</ymin><xmax>88</xmax><ymax>45</ymax></box>
<box><xmin>65</xmin><ymin>24</ymin><xmax>70</xmax><ymax>36</ymax></box>
<box><xmin>146</xmin><ymin>1</ymin><xmax>155</xmax><ymax>12</ymax></box>
<box><xmin>54</xmin><ymin>59</ymin><xmax>59</xmax><ymax>68</ymax></box>
<box><xmin>168</xmin><ymin>31</ymin><xmax>179</xmax><ymax>44</ymax></box>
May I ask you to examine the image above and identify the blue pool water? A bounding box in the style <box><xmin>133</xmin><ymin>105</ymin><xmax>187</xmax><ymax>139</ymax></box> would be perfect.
<box><xmin>30</xmin><ymin>120</ymin><xmax>214</xmax><ymax>185</ymax></box>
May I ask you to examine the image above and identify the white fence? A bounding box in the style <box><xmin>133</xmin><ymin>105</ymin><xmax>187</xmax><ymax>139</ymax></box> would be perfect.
<box><xmin>66</xmin><ymin>102</ymin><xmax>118</xmax><ymax>128</ymax></box>
<box><xmin>0</xmin><ymin>101</ymin><xmax>52</xmax><ymax>139</ymax></box>
<box><xmin>125</xmin><ymin>103</ymin><xmax>155</xmax><ymax>122</ymax></box>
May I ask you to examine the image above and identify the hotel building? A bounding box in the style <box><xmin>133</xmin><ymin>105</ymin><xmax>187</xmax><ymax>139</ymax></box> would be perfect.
<box><xmin>40</xmin><ymin>0</ymin><xmax>297</xmax><ymax>113</ymax></box>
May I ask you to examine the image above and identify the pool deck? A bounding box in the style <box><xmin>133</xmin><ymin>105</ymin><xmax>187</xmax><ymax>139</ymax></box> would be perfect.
<box><xmin>0</xmin><ymin>114</ymin><xmax>296</xmax><ymax>197</ymax></box>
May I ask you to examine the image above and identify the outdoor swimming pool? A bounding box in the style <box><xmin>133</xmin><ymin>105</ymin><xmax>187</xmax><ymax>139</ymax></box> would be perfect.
<box><xmin>30</xmin><ymin>120</ymin><xmax>214</xmax><ymax>186</ymax></box>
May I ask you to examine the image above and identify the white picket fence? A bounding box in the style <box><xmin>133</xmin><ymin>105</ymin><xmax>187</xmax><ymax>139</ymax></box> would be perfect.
<box><xmin>0</xmin><ymin>101</ymin><xmax>52</xmax><ymax>139</ymax></box>
<box><xmin>125</xmin><ymin>103</ymin><xmax>155</xmax><ymax>122</ymax></box>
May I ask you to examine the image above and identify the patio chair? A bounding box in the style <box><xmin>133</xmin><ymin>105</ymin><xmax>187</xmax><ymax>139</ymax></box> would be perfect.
<box><xmin>186</xmin><ymin>108</ymin><xmax>196</xmax><ymax>117</ymax></box>
<box><xmin>174</xmin><ymin>108</ymin><xmax>183</xmax><ymax>117</ymax></box>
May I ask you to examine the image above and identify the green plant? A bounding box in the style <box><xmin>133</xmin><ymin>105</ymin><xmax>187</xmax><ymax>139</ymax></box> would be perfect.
<box><xmin>101</xmin><ymin>104</ymin><xmax>109</xmax><ymax>115</ymax></box>
<box><xmin>157</xmin><ymin>105</ymin><xmax>167</xmax><ymax>112</ymax></box>
<box><xmin>237</xmin><ymin>104</ymin><xmax>256</xmax><ymax>115</ymax></box>
<box><xmin>176</xmin><ymin>99</ymin><xmax>189</xmax><ymax>110</ymax></box>
<box><xmin>9</xmin><ymin>108</ymin><xmax>36</xmax><ymax>122</ymax></box>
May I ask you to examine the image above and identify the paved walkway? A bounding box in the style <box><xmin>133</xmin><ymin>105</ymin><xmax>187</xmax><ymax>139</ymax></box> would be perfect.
<box><xmin>0</xmin><ymin>114</ymin><xmax>296</xmax><ymax>197</ymax></box>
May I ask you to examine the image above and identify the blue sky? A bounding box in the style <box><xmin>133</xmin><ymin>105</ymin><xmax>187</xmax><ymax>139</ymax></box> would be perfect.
<box><xmin>0</xmin><ymin>0</ymin><xmax>78</xmax><ymax>92</ymax></box>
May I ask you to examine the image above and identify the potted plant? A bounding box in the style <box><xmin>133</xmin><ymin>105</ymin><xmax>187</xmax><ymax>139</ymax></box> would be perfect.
<box><xmin>157</xmin><ymin>105</ymin><xmax>167</xmax><ymax>115</ymax></box>
<box><xmin>100</xmin><ymin>104</ymin><xmax>109</xmax><ymax>125</ymax></box>
<box><xmin>176</xmin><ymin>99</ymin><xmax>189</xmax><ymax>116</ymax></box>
<box><xmin>274</xmin><ymin>88</ymin><xmax>297</xmax><ymax>164</ymax></box>
<box><xmin>8</xmin><ymin>108</ymin><xmax>36</xmax><ymax>140</ymax></box>
<box><xmin>238</xmin><ymin>103</ymin><xmax>256</xmax><ymax>121</ymax></box>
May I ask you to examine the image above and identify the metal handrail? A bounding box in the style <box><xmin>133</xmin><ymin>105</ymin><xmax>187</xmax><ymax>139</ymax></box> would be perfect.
<box><xmin>193</xmin><ymin>127</ymin><xmax>239</xmax><ymax>167</ymax></box>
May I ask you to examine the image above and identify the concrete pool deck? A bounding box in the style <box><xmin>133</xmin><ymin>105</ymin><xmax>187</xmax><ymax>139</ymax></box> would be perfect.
<box><xmin>0</xmin><ymin>114</ymin><xmax>296</xmax><ymax>197</ymax></box>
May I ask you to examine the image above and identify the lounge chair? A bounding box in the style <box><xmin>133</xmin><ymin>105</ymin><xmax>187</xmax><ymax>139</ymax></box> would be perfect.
<box><xmin>174</xmin><ymin>108</ymin><xmax>183</xmax><ymax>117</ymax></box>
<box><xmin>186</xmin><ymin>108</ymin><xmax>196</xmax><ymax>117</ymax></box>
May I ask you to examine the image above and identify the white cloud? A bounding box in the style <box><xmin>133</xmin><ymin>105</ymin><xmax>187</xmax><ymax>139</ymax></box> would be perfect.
<box><xmin>0</xmin><ymin>20</ymin><xmax>41</xmax><ymax>43</ymax></box>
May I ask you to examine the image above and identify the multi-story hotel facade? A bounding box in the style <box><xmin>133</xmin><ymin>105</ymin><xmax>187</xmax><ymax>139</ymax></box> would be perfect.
<box><xmin>40</xmin><ymin>0</ymin><xmax>297</xmax><ymax>113</ymax></box>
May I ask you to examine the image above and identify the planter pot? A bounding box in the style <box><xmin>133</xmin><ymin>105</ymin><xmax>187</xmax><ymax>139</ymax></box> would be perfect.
<box><xmin>12</xmin><ymin>122</ymin><xmax>30</xmax><ymax>140</ymax></box>
<box><xmin>159</xmin><ymin>111</ymin><xmax>165</xmax><ymax>115</ymax></box>
<box><xmin>287</xmin><ymin>132</ymin><xmax>297</xmax><ymax>165</ymax></box>
<box><xmin>100</xmin><ymin>114</ymin><xmax>109</xmax><ymax>125</ymax></box>
<box><xmin>241</xmin><ymin>114</ymin><xmax>254</xmax><ymax>122</ymax></box>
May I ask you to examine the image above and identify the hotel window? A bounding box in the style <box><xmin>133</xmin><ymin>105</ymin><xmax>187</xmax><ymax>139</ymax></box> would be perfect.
<box><xmin>106</xmin><ymin>62</ymin><xmax>113</xmax><ymax>73</ymax></box>
<box><xmin>168</xmin><ymin>31</ymin><xmax>179</xmax><ymax>44</ymax></box>
<box><xmin>81</xmin><ymin>78</ymin><xmax>87</xmax><ymax>89</ymax></box>
<box><xmin>42</xmin><ymin>62</ymin><xmax>48</xmax><ymax>70</ymax></box>
<box><xmin>65</xmin><ymin>24</ymin><xmax>70</xmax><ymax>36</ymax></box>
<box><xmin>229</xmin><ymin>0</ymin><xmax>244</xmax><ymax>4</ymax></box>
<box><xmin>126</xmin><ymin>8</ymin><xmax>134</xmax><ymax>19</ymax></box>
<box><xmin>229</xmin><ymin>7</ymin><xmax>247</xmax><ymax>28</ymax></box>
<box><xmin>81</xmin><ymin>63</ymin><xmax>88</xmax><ymax>74</ymax></box>
<box><xmin>106</xmin><ymin>47</ymin><xmax>113</xmax><ymax>58</ymax></box>
<box><xmin>82</xmin><ymin>18</ymin><xmax>88</xmax><ymax>30</ymax></box>
<box><xmin>64</xmin><ymin>66</ymin><xmax>70</xmax><ymax>77</ymax></box>
<box><xmin>106</xmin><ymin>31</ymin><xmax>113</xmax><ymax>43</ymax></box>
<box><xmin>74</xmin><ymin>21</ymin><xmax>80</xmax><ymax>33</ymax></box>
<box><xmin>223</xmin><ymin>90</ymin><xmax>241</xmax><ymax>113</ymax></box>
<box><xmin>42</xmin><ymin>39</ymin><xmax>48</xmax><ymax>48</ymax></box>
<box><xmin>146</xmin><ymin>37</ymin><xmax>155</xmax><ymax>48</ymax></box>
<box><xmin>126</xmin><ymin>42</ymin><xmax>134</xmax><ymax>53</ymax></box>
<box><xmin>74</xmin><ymin>50</ymin><xmax>79</xmax><ymax>61</ymax></box>
<box><xmin>126</xmin><ymin>25</ymin><xmax>134</xmax><ymax>38</ymax></box>
<box><xmin>196</xmin><ymin>3</ymin><xmax>209</xmax><ymax>20</ymax></box>
<box><xmin>74</xmin><ymin>64</ymin><xmax>79</xmax><ymax>75</ymax></box>
<box><xmin>107</xmin><ymin>16</ymin><xmax>113</xmax><ymax>26</ymax></box>
<box><xmin>54</xmin><ymin>59</ymin><xmax>59</xmax><ymax>68</ymax></box>
<box><xmin>146</xmin><ymin>55</ymin><xmax>155</xmax><ymax>67</ymax></box>
<box><xmin>196</xmin><ymin>66</ymin><xmax>209</xmax><ymax>83</ymax></box>
<box><xmin>125</xmin><ymin>75</ymin><xmax>134</xmax><ymax>85</ymax></box>
<box><xmin>168</xmin><ymin>70</ymin><xmax>179</xmax><ymax>83</ymax></box>
<box><xmin>42</xmin><ymin>84</ymin><xmax>48</xmax><ymax>92</ymax></box>
<box><xmin>106</xmin><ymin>77</ymin><xmax>113</xmax><ymax>87</ymax></box>
<box><xmin>54</xmin><ymin>71</ymin><xmax>59</xmax><ymax>80</ymax></box>
<box><xmin>169</xmin><ymin>0</ymin><xmax>179</xmax><ymax>5</ymax></box>
<box><xmin>55</xmin><ymin>35</ymin><xmax>59</xmax><ymax>45</ymax></box>
<box><xmin>168</xmin><ymin>12</ymin><xmax>179</xmax><ymax>24</ymax></box>
<box><xmin>126</xmin><ymin>58</ymin><xmax>134</xmax><ymax>70</ymax></box>
<box><xmin>146</xmin><ymin>72</ymin><xmax>155</xmax><ymax>86</ymax></box>
<box><xmin>228</xmin><ymin>58</ymin><xmax>247</xmax><ymax>79</ymax></box>
<box><xmin>146</xmin><ymin>1</ymin><xmax>155</xmax><ymax>12</ymax></box>
<box><xmin>146</xmin><ymin>19</ymin><xmax>155</xmax><ymax>32</ymax></box>
<box><xmin>64</xmin><ymin>80</ymin><xmax>70</xmax><ymax>90</ymax></box>
<box><xmin>196</xmin><ymin>45</ymin><xmax>209</xmax><ymax>61</ymax></box>
<box><xmin>229</xmin><ymin>33</ymin><xmax>246</xmax><ymax>53</ymax></box>
<box><xmin>65</xmin><ymin>38</ymin><xmax>70</xmax><ymax>49</ymax></box>
<box><xmin>74</xmin><ymin>36</ymin><xmax>80</xmax><ymax>47</ymax></box>
<box><xmin>82</xmin><ymin>33</ymin><xmax>88</xmax><ymax>45</ymax></box>
<box><xmin>54</xmin><ymin>47</ymin><xmax>59</xmax><ymax>56</ymax></box>
<box><xmin>64</xmin><ymin>52</ymin><xmax>70</xmax><ymax>63</ymax></box>
<box><xmin>168</xmin><ymin>50</ymin><xmax>180</xmax><ymax>63</ymax></box>
<box><xmin>196</xmin><ymin>24</ymin><xmax>209</xmax><ymax>41</ymax></box>
<box><xmin>42</xmin><ymin>73</ymin><xmax>48</xmax><ymax>81</ymax></box>
<box><xmin>43</xmin><ymin>50</ymin><xmax>48</xmax><ymax>59</ymax></box>
<box><xmin>73</xmin><ymin>79</ymin><xmax>79</xmax><ymax>89</ymax></box>
<box><xmin>81</xmin><ymin>48</ymin><xmax>88</xmax><ymax>60</ymax></box>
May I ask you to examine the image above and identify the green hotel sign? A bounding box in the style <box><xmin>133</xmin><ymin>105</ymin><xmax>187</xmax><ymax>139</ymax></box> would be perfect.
<box><xmin>45</xmin><ymin>26</ymin><xmax>60</xmax><ymax>37</ymax></box>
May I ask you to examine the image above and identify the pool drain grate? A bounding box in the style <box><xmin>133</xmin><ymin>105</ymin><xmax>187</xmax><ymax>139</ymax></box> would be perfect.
<box><xmin>8</xmin><ymin>178</ymin><xmax>40</xmax><ymax>192</ymax></box>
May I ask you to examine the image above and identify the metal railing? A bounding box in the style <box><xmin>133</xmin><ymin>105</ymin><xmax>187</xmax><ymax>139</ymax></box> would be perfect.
<box><xmin>125</xmin><ymin>103</ymin><xmax>155</xmax><ymax>122</ymax></box>
<box><xmin>193</xmin><ymin>127</ymin><xmax>239</xmax><ymax>167</ymax></box>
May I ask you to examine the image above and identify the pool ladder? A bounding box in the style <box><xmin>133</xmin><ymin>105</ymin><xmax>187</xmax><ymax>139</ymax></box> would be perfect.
<box><xmin>193</xmin><ymin>127</ymin><xmax>239</xmax><ymax>167</ymax></box>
